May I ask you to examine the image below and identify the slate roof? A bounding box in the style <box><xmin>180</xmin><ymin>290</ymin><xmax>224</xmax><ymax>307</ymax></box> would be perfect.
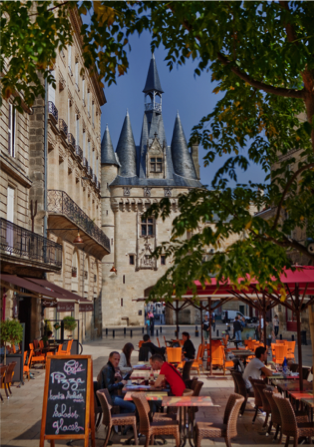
<box><xmin>143</xmin><ymin>53</ymin><xmax>164</xmax><ymax>94</ymax></box>
<box><xmin>171</xmin><ymin>112</ymin><xmax>197</xmax><ymax>179</ymax></box>
<box><xmin>115</xmin><ymin>111</ymin><xmax>137</xmax><ymax>177</ymax></box>
<box><xmin>101</xmin><ymin>124</ymin><xmax>119</xmax><ymax>166</ymax></box>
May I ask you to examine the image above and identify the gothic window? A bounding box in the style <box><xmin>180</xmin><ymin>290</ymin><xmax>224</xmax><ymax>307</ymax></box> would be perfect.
<box><xmin>141</xmin><ymin>217</ymin><xmax>154</xmax><ymax>236</ymax></box>
<box><xmin>150</xmin><ymin>157</ymin><xmax>162</xmax><ymax>173</ymax></box>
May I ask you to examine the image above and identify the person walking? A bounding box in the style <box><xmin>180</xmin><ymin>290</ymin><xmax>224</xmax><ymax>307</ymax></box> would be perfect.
<box><xmin>145</xmin><ymin>313</ymin><xmax>151</xmax><ymax>334</ymax></box>
<box><xmin>148</xmin><ymin>311</ymin><xmax>155</xmax><ymax>336</ymax></box>
<box><xmin>202</xmin><ymin>314</ymin><xmax>210</xmax><ymax>342</ymax></box>
<box><xmin>212</xmin><ymin>312</ymin><xmax>216</xmax><ymax>333</ymax></box>
<box><xmin>233</xmin><ymin>316</ymin><xmax>243</xmax><ymax>348</ymax></box>
<box><xmin>273</xmin><ymin>314</ymin><xmax>279</xmax><ymax>337</ymax></box>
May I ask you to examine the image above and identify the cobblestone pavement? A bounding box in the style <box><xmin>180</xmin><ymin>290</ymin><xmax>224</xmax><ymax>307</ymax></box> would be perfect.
<box><xmin>1</xmin><ymin>328</ymin><xmax>313</xmax><ymax>447</ymax></box>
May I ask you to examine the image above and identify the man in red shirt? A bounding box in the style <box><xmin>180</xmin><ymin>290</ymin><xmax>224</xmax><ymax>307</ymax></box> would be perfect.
<box><xmin>150</xmin><ymin>354</ymin><xmax>186</xmax><ymax>396</ymax></box>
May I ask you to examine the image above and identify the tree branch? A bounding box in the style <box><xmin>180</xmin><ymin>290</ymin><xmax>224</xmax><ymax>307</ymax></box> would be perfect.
<box><xmin>28</xmin><ymin>1</ymin><xmax>69</xmax><ymax>16</ymax></box>
<box><xmin>279</xmin><ymin>1</ymin><xmax>298</xmax><ymax>44</ymax></box>
<box><xmin>216</xmin><ymin>52</ymin><xmax>305</xmax><ymax>99</ymax></box>
<box><xmin>272</xmin><ymin>163</ymin><xmax>314</xmax><ymax>230</ymax></box>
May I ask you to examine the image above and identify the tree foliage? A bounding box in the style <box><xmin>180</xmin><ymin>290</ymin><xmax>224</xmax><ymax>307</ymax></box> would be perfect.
<box><xmin>1</xmin><ymin>1</ymin><xmax>313</xmax><ymax>297</ymax></box>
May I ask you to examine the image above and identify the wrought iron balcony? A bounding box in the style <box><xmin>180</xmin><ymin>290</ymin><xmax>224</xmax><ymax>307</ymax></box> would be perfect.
<box><xmin>145</xmin><ymin>103</ymin><xmax>162</xmax><ymax>113</ymax></box>
<box><xmin>88</xmin><ymin>167</ymin><xmax>93</xmax><ymax>177</ymax></box>
<box><xmin>47</xmin><ymin>190</ymin><xmax>110</xmax><ymax>254</ymax></box>
<box><xmin>59</xmin><ymin>118</ymin><xmax>68</xmax><ymax>136</ymax></box>
<box><xmin>48</xmin><ymin>101</ymin><xmax>58</xmax><ymax>123</ymax></box>
<box><xmin>75</xmin><ymin>145</ymin><xmax>83</xmax><ymax>160</ymax></box>
<box><xmin>96</xmin><ymin>181</ymin><xmax>100</xmax><ymax>190</ymax></box>
<box><xmin>0</xmin><ymin>217</ymin><xmax>62</xmax><ymax>268</ymax></box>
<box><xmin>83</xmin><ymin>158</ymin><xmax>88</xmax><ymax>170</ymax></box>
<box><xmin>68</xmin><ymin>133</ymin><xmax>76</xmax><ymax>148</ymax></box>
<box><xmin>92</xmin><ymin>174</ymin><xmax>96</xmax><ymax>184</ymax></box>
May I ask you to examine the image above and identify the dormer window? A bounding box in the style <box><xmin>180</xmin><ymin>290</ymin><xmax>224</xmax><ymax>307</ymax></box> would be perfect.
<box><xmin>150</xmin><ymin>157</ymin><xmax>162</xmax><ymax>173</ymax></box>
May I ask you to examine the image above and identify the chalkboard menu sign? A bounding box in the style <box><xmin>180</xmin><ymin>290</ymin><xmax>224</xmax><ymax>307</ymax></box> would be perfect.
<box><xmin>40</xmin><ymin>355</ymin><xmax>95</xmax><ymax>447</ymax></box>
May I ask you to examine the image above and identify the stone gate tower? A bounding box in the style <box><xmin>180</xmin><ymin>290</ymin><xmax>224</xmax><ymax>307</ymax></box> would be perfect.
<box><xmin>101</xmin><ymin>54</ymin><xmax>202</xmax><ymax>326</ymax></box>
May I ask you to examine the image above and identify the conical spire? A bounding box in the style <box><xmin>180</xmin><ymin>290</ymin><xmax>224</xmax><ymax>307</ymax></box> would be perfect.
<box><xmin>143</xmin><ymin>53</ymin><xmax>164</xmax><ymax>94</ymax></box>
<box><xmin>171</xmin><ymin>112</ymin><xmax>197</xmax><ymax>179</ymax></box>
<box><xmin>101</xmin><ymin>124</ymin><xmax>119</xmax><ymax>165</ymax></box>
<box><xmin>116</xmin><ymin>112</ymin><xmax>137</xmax><ymax>177</ymax></box>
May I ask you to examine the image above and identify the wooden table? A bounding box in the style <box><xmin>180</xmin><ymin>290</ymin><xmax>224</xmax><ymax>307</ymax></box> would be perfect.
<box><xmin>124</xmin><ymin>391</ymin><xmax>168</xmax><ymax>401</ymax></box>
<box><xmin>123</xmin><ymin>385</ymin><xmax>168</xmax><ymax>393</ymax></box>
<box><xmin>271</xmin><ymin>379</ymin><xmax>313</xmax><ymax>396</ymax></box>
<box><xmin>289</xmin><ymin>391</ymin><xmax>314</xmax><ymax>421</ymax></box>
<box><xmin>162</xmin><ymin>396</ymin><xmax>219</xmax><ymax>446</ymax></box>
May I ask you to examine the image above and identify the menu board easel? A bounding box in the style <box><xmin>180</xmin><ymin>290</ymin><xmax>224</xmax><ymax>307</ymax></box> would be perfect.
<box><xmin>40</xmin><ymin>355</ymin><xmax>95</xmax><ymax>447</ymax></box>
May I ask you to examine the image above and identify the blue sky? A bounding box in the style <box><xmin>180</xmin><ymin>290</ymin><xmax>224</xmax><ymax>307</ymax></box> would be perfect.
<box><xmin>100</xmin><ymin>31</ymin><xmax>266</xmax><ymax>187</ymax></box>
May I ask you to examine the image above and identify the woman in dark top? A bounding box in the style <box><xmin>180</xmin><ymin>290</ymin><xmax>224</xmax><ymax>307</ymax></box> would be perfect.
<box><xmin>182</xmin><ymin>332</ymin><xmax>195</xmax><ymax>360</ymax></box>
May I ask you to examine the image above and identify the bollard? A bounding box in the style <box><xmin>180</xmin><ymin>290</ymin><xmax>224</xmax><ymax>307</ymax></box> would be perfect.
<box><xmin>217</xmin><ymin>330</ymin><xmax>219</xmax><ymax>337</ymax></box>
<box><xmin>113</xmin><ymin>330</ymin><xmax>115</xmax><ymax>338</ymax></box>
<box><xmin>291</xmin><ymin>334</ymin><xmax>294</xmax><ymax>341</ymax></box>
<box><xmin>280</xmin><ymin>334</ymin><xmax>282</xmax><ymax>340</ymax></box>
<box><xmin>105</xmin><ymin>328</ymin><xmax>108</xmax><ymax>336</ymax></box>
<box><xmin>130</xmin><ymin>330</ymin><xmax>133</xmax><ymax>338</ymax></box>
<box><xmin>195</xmin><ymin>325</ymin><xmax>199</xmax><ymax>337</ymax></box>
<box><xmin>156</xmin><ymin>329</ymin><xmax>159</xmax><ymax>337</ymax></box>
<box><xmin>142</xmin><ymin>327</ymin><xmax>145</xmax><ymax>334</ymax></box>
<box><xmin>160</xmin><ymin>327</ymin><xmax>162</xmax><ymax>334</ymax></box>
<box><xmin>124</xmin><ymin>327</ymin><xmax>126</xmax><ymax>336</ymax></box>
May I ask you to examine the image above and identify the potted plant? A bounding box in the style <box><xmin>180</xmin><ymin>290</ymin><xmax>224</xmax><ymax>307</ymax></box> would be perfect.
<box><xmin>63</xmin><ymin>316</ymin><xmax>77</xmax><ymax>338</ymax></box>
<box><xmin>0</xmin><ymin>319</ymin><xmax>23</xmax><ymax>365</ymax></box>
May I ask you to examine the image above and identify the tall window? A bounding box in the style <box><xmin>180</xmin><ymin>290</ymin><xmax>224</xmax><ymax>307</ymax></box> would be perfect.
<box><xmin>75</xmin><ymin>60</ymin><xmax>79</xmax><ymax>89</ymax></box>
<box><xmin>92</xmin><ymin>102</ymin><xmax>94</xmax><ymax>126</ymax></box>
<box><xmin>68</xmin><ymin>45</ymin><xmax>72</xmax><ymax>74</ymax></box>
<box><xmin>8</xmin><ymin>104</ymin><xmax>16</xmax><ymax>157</ymax></box>
<box><xmin>150</xmin><ymin>157</ymin><xmax>162</xmax><ymax>173</ymax></box>
<box><xmin>48</xmin><ymin>70</ymin><xmax>56</xmax><ymax>104</ymax></box>
<box><xmin>88</xmin><ymin>140</ymin><xmax>91</xmax><ymax>165</ymax></box>
<box><xmin>82</xmin><ymin>130</ymin><xmax>86</xmax><ymax>158</ymax></box>
<box><xmin>75</xmin><ymin>115</ymin><xmax>79</xmax><ymax>145</ymax></box>
<box><xmin>68</xmin><ymin>99</ymin><xmax>71</xmax><ymax>133</ymax></box>
<box><xmin>141</xmin><ymin>217</ymin><xmax>154</xmax><ymax>236</ymax></box>
<box><xmin>82</xmin><ymin>78</ymin><xmax>85</xmax><ymax>103</ymax></box>
<box><xmin>87</xmin><ymin>90</ymin><xmax>90</xmax><ymax>115</ymax></box>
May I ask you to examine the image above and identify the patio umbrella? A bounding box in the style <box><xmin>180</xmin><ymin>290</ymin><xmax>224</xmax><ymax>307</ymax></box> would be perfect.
<box><xmin>190</xmin><ymin>266</ymin><xmax>314</xmax><ymax>391</ymax></box>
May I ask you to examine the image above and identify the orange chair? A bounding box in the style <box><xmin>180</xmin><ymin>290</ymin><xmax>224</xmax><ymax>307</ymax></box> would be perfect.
<box><xmin>286</xmin><ymin>341</ymin><xmax>296</xmax><ymax>361</ymax></box>
<box><xmin>276</xmin><ymin>340</ymin><xmax>285</xmax><ymax>344</ymax></box>
<box><xmin>57</xmin><ymin>340</ymin><xmax>73</xmax><ymax>355</ymax></box>
<box><xmin>178</xmin><ymin>343</ymin><xmax>205</xmax><ymax>374</ymax></box>
<box><xmin>29</xmin><ymin>343</ymin><xmax>46</xmax><ymax>367</ymax></box>
<box><xmin>57</xmin><ymin>343</ymin><xmax>64</xmax><ymax>354</ymax></box>
<box><xmin>39</xmin><ymin>340</ymin><xmax>44</xmax><ymax>349</ymax></box>
<box><xmin>166</xmin><ymin>347</ymin><xmax>182</xmax><ymax>364</ymax></box>
<box><xmin>23</xmin><ymin>351</ymin><xmax>31</xmax><ymax>381</ymax></box>
<box><xmin>272</xmin><ymin>344</ymin><xmax>287</xmax><ymax>365</ymax></box>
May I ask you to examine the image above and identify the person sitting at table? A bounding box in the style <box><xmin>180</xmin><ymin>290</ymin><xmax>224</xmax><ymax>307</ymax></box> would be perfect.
<box><xmin>97</xmin><ymin>351</ymin><xmax>136</xmax><ymax>413</ymax></box>
<box><xmin>182</xmin><ymin>332</ymin><xmax>195</xmax><ymax>360</ymax></box>
<box><xmin>243</xmin><ymin>346</ymin><xmax>273</xmax><ymax>392</ymax></box>
<box><xmin>118</xmin><ymin>342</ymin><xmax>135</xmax><ymax>375</ymax></box>
<box><xmin>139</xmin><ymin>334</ymin><xmax>166</xmax><ymax>361</ymax></box>
<box><xmin>151</xmin><ymin>354</ymin><xmax>186</xmax><ymax>396</ymax></box>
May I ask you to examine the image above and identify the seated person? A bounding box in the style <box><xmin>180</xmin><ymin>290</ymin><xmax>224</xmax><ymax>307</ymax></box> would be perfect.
<box><xmin>151</xmin><ymin>354</ymin><xmax>186</xmax><ymax>396</ymax></box>
<box><xmin>97</xmin><ymin>351</ymin><xmax>136</xmax><ymax>413</ymax></box>
<box><xmin>182</xmin><ymin>332</ymin><xmax>195</xmax><ymax>360</ymax></box>
<box><xmin>118</xmin><ymin>342</ymin><xmax>134</xmax><ymax>375</ymax></box>
<box><xmin>139</xmin><ymin>334</ymin><xmax>166</xmax><ymax>362</ymax></box>
<box><xmin>243</xmin><ymin>346</ymin><xmax>273</xmax><ymax>392</ymax></box>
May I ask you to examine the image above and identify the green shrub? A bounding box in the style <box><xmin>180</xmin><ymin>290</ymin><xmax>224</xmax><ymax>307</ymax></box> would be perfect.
<box><xmin>0</xmin><ymin>319</ymin><xmax>23</xmax><ymax>364</ymax></box>
<box><xmin>63</xmin><ymin>316</ymin><xmax>77</xmax><ymax>332</ymax></box>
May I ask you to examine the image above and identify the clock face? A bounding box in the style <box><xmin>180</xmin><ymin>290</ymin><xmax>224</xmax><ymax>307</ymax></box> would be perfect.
<box><xmin>307</xmin><ymin>242</ymin><xmax>314</xmax><ymax>254</ymax></box>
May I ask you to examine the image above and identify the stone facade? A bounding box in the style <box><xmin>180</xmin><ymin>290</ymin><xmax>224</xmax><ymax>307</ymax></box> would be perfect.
<box><xmin>42</xmin><ymin>7</ymin><xmax>107</xmax><ymax>342</ymax></box>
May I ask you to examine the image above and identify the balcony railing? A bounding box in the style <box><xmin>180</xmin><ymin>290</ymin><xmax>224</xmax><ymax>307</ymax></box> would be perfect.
<box><xmin>145</xmin><ymin>103</ymin><xmax>162</xmax><ymax>113</ymax></box>
<box><xmin>92</xmin><ymin>174</ymin><xmax>96</xmax><ymax>184</ymax></box>
<box><xmin>75</xmin><ymin>145</ymin><xmax>83</xmax><ymax>160</ymax></box>
<box><xmin>68</xmin><ymin>133</ymin><xmax>76</xmax><ymax>148</ymax></box>
<box><xmin>47</xmin><ymin>190</ymin><xmax>110</xmax><ymax>253</ymax></box>
<box><xmin>88</xmin><ymin>167</ymin><xmax>93</xmax><ymax>177</ymax></box>
<box><xmin>96</xmin><ymin>181</ymin><xmax>100</xmax><ymax>190</ymax></box>
<box><xmin>0</xmin><ymin>217</ymin><xmax>62</xmax><ymax>268</ymax></box>
<box><xmin>83</xmin><ymin>158</ymin><xmax>88</xmax><ymax>169</ymax></box>
<box><xmin>59</xmin><ymin>118</ymin><xmax>68</xmax><ymax>136</ymax></box>
<box><xmin>48</xmin><ymin>101</ymin><xmax>58</xmax><ymax>122</ymax></box>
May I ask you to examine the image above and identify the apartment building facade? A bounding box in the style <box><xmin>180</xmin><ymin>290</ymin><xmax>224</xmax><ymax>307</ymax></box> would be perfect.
<box><xmin>43</xmin><ymin>8</ymin><xmax>109</xmax><ymax>342</ymax></box>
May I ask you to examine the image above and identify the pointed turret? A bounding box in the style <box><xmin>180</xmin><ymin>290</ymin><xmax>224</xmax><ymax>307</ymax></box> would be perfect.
<box><xmin>171</xmin><ymin>112</ymin><xmax>197</xmax><ymax>179</ymax></box>
<box><xmin>143</xmin><ymin>53</ymin><xmax>164</xmax><ymax>94</ymax></box>
<box><xmin>101</xmin><ymin>124</ymin><xmax>119</xmax><ymax>166</ymax></box>
<box><xmin>116</xmin><ymin>111</ymin><xmax>137</xmax><ymax>177</ymax></box>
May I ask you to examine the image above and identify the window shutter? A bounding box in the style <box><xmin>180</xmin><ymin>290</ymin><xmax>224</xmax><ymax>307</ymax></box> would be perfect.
<box><xmin>7</xmin><ymin>187</ymin><xmax>14</xmax><ymax>223</ymax></box>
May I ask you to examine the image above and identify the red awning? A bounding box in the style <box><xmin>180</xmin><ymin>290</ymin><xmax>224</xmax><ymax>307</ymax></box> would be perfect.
<box><xmin>191</xmin><ymin>266</ymin><xmax>314</xmax><ymax>296</ymax></box>
<box><xmin>26</xmin><ymin>278</ymin><xmax>88</xmax><ymax>303</ymax></box>
<box><xmin>0</xmin><ymin>274</ymin><xmax>61</xmax><ymax>299</ymax></box>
